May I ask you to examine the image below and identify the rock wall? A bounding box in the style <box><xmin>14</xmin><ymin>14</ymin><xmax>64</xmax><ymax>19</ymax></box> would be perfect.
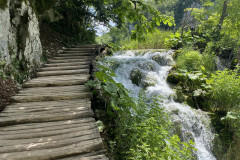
<box><xmin>0</xmin><ymin>0</ymin><xmax>42</xmax><ymax>81</ymax></box>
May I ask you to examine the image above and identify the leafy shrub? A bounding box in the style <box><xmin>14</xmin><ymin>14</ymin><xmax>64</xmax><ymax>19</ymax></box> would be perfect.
<box><xmin>176</xmin><ymin>50</ymin><xmax>203</xmax><ymax>72</ymax></box>
<box><xmin>164</xmin><ymin>30</ymin><xmax>207</xmax><ymax>50</ymax></box>
<box><xmin>207</xmin><ymin>68</ymin><xmax>240</xmax><ymax>111</ymax></box>
<box><xmin>207</xmin><ymin>69</ymin><xmax>240</xmax><ymax>159</ymax></box>
<box><xmin>85</xmin><ymin>64</ymin><xmax>136</xmax><ymax>117</ymax></box>
<box><xmin>87</xmin><ymin>61</ymin><xmax>195</xmax><ymax>159</ymax></box>
<box><xmin>117</xmin><ymin>94</ymin><xmax>195</xmax><ymax>160</ymax></box>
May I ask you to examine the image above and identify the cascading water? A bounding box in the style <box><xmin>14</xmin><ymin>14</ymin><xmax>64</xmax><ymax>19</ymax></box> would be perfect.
<box><xmin>106</xmin><ymin>50</ymin><xmax>216</xmax><ymax>160</ymax></box>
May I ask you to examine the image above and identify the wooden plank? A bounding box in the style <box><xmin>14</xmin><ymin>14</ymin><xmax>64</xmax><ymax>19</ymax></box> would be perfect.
<box><xmin>54</xmin><ymin>56</ymin><xmax>91</xmax><ymax>60</ymax></box>
<box><xmin>0</xmin><ymin>133</ymin><xmax>100</xmax><ymax>153</ymax></box>
<box><xmin>40</xmin><ymin>65</ymin><xmax>89</xmax><ymax>71</ymax></box>
<box><xmin>0</xmin><ymin>119</ymin><xmax>95</xmax><ymax>135</ymax></box>
<box><xmin>37</xmin><ymin>69</ymin><xmax>89</xmax><ymax>77</ymax></box>
<box><xmin>0</xmin><ymin>106</ymin><xmax>91</xmax><ymax>117</ymax></box>
<box><xmin>48</xmin><ymin>59</ymin><xmax>90</xmax><ymax>64</ymax></box>
<box><xmin>23</xmin><ymin>78</ymin><xmax>89</xmax><ymax>88</ymax></box>
<box><xmin>44</xmin><ymin>62</ymin><xmax>89</xmax><ymax>67</ymax></box>
<box><xmin>0</xmin><ymin>128</ymin><xmax>99</xmax><ymax>147</ymax></box>
<box><xmin>4</xmin><ymin>101</ymin><xmax>91</xmax><ymax>113</ymax></box>
<box><xmin>58</xmin><ymin>53</ymin><xmax>91</xmax><ymax>57</ymax></box>
<box><xmin>0</xmin><ymin>138</ymin><xmax>104</xmax><ymax>160</ymax></box>
<box><xmin>0</xmin><ymin>110</ymin><xmax>94</xmax><ymax>127</ymax></box>
<box><xmin>58</xmin><ymin>150</ymin><xmax>107</xmax><ymax>160</ymax></box>
<box><xmin>0</xmin><ymin>117</ymin><xmax>94</xmax><ymax>131</ymax></box>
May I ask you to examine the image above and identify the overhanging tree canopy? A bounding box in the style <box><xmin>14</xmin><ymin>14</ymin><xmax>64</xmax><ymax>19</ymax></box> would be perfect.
<box><xmin>36</xmin><ymin>0</ymin><xmax>174</xmax><ymax>40</ymax></box>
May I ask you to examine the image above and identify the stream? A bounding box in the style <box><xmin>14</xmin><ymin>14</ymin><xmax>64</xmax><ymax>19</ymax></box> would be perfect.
<box><xmin>106</xmin><ymin>50</ymin><xmax>216</xmax><ymax>160</ymax></box>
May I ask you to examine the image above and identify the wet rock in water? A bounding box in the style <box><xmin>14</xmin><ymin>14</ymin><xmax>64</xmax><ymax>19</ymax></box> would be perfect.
<box><xmin>172</xmin><ymin>109</ymin><xmax>180</xmax><ymax>115</ymax></box>
<box><xmin>183</xmin><ymin>131</ymin><xmax>195</xmax><ymax>142</ymax></box>
<box><xmin>192</xmin><ymin>122</ymin><xmax>202</xmax><ymax>137</ymax></box>
<box><xmin>138</xmin><ymin>61</ymin><xmax>156</xmax><ymax>71</ymax></box>
<box><xmin>212</xmin><ymin>134</ymin><xmax>227</xmax><ymax>160</ymax></box>
<box><xmin>167</xmin><ymin>73</ymin><xmax>181</xmax><ymax>84</ymax></box>
<box><xmin>152</xmin><ymin>54</ymin><xmax>174</xmax><ymax>66</ymax></box>
<box><xmin>173</xmin><ymin>120</ymin><xmax>183</xmax><ymax>139</ymax></box>
<box><xmin>141</xmin><ymin>73</ymin><xmax>157</xmax><ymax>88</ymax></box>
<box><xmin>130</xmin><ymin>69</ymin><xmax>143</xmax><ymax>86</ymax></box>
<box><xmin>173</xmin><ymin>90</ymin><xmax>185</xmax><ymax>103</ymax></box>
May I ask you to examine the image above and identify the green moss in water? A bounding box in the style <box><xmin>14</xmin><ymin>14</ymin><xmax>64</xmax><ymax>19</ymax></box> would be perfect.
<box><xmin>0</xmin><ymin>0</ymin><xmax>8</xmax><ymax>9</ymax></box>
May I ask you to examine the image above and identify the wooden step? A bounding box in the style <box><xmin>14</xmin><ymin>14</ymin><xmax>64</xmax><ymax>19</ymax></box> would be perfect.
<box><xmin>58</xmin><ymin>53</ymin><xmax>92</xmax><ymax>57</ymax></box>
<box><xmin>11</xmin><ymin>86</ymin><xmax>92</xmax><ymax>103</ymax></box>
<box><xmin>62</xmin><ymin>51</ymin><xmax>93</xmax><ymax>54</ymax></box>
<box><xmin>0</xmin><ymin>105</ymin><xmax>91</xmax><ymax>117</ymax></box>
<box><xmin>0</xmin><ymin>128</ymin><xmax>99</xmax><ymax>147</ymax></box>
<box><xmin>0</xmin><ymin>119</ymin><xmax>95</xmax><ymax>135</ymax></box>
<box><xmin>40</xmin><ymin>65</ymin><xmax>89</xmax><ymax>71</ymax></box>
<box><xmin>73</xmin><ymin>44</ymin><xmax>102</xmax><ymax>48</ymax></box>
<box><xmin>4</xmin><ymin>99</ymin><xmax>90</xmax><ymax>111</ymax></box>
<box><xmin>37</xmin><ymin>69</ymin><xmax>89</xmax><ymax>77</ymax></box>
<box><xmin>63</xmin><ymin>48</ymin><xmax>95</xmax><ymax>51</ymax></box>
<box><xmin>59</xmin><ymin>150</ymin><xmax>108</xmax><ymax>160</ymax></box>
<box><xmin>0</xmin><ymin>132</ymin><xmax>100</xmax><ymax>153</ymax></box>
<box><xmin>44</xmin><ymin>62</ymin><xmax>89</xmax><ymax>67</ymax></box>
<box><xmin>0</xmin><ymin>116</ymin><xmax>93</xmax><ymax>131</ymax></box>
<box><xmin>0</xmin><ymin>122</ymin><xmax>97</xmax><ymax>140</ymax></box>
<box><xmin>48</xmin><ymin>59</ymin><xmax>90</xmax><ymax>63</ymax></box>
<box><xmin>0</xmin><ymin>138</ymin><xmax>104</xmax><ymax>160</ymax></box>
<box><xmin>23</xmin><ymin>74</ymin><xmax>89</xmax><ymax>87</ymax></box>
<box><xmin>0</xmin><ymin>110</ymin><xmax>94</xmax><ymax>127</ymax></box>
<box><xmin>53</xmin><ymin>56</ymin><xmax>91</xmax><ymax>60</ymax></box>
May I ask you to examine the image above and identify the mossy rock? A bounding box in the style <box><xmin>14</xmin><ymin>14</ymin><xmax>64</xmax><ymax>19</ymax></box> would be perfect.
<box><xmin>173</xmin><ymin>120</ymin><xmax>183</xmax><ymax>139</ymax></box>
<box><xmin>173</xmin><ymin>90</ymin><xmax>185</xmax><ymax>103</ymax></box>
<box><xmin>167</xmin><ymin>73</ymin><xmax>181</xmax><ymax>84</ymax></box>
<box><xmin>138</xmin><ymin>61</ymin><xmax>156</xmax><ymax>71</ymax></box>
<box><xmin>130</xmin><ymin>69</ymin><xmax>143</xmax><ymax>86</ymax></box>
<box><xmin>183</xmin><ymin>131</ymin><xmax>194</xmax><ymax>142</ymax></box>
<box><xmin>152</xmin><ymin>54</ymin><xmax>174</xmax><ymax>66</ymax></box>
<box><xmin>0</xmin><ymin>0</ymin><xmax>8</xmax><ymax>10</ymax></box>
<box><xmin>172</xmin><ymin>49</ymin><xmax>182</xmax><ymax>60</ymax></box>
<box><xmin>186</xmin><ymin>96</ymin><xmax>195</xmax><ymax>108</ymax></box>
<box><xmin>212</xmin><ymin>134</ymin><xmax>228</xmax><ymax>160</ymax></box>
<box><xmin>230</xmin><ymin>58</ymin><xmax>238</xmax><ymax>70</ymax></box>
<box><xmin>141</xmin><ymin>73</ymin><xmax>157</xmax><ymax>88</ymax></box>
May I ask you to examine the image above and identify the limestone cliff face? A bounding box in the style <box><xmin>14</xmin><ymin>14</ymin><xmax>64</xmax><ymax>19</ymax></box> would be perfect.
<box><xmin>0</xmin><ymin>0</ymin><xmax>42</xmax><ymax>80</ymax></box>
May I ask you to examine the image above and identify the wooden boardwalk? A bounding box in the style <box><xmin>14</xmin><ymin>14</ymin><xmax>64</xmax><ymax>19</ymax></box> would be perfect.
<box><xmin>0</xmin><ymin>45</ymin><xmax>108</xmax><ymax>160</ymax></box>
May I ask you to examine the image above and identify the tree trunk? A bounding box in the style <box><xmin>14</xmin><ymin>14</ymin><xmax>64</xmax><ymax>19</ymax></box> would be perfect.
<box><xmin>217</xmin><ymin>0</ymin><xmax>228</xmax><ymax>32</ymax></box>
<box><xmin>238</xmin><ymin>44</ymin><xmax>240</xmax><ymax>64</ymax></box>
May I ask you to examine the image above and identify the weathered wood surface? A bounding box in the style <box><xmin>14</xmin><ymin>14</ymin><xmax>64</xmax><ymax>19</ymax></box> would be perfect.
<box><xmin>0</xmin><ymin>45</ymin><xmax>108</xmax><ymax>160</ymax></box>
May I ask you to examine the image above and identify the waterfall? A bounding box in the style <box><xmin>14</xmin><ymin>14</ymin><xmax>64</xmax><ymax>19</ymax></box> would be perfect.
<box><xmin>106</xmin><ymin>50</ymin><xmax>216</xmax><ymax>160</ymax></box>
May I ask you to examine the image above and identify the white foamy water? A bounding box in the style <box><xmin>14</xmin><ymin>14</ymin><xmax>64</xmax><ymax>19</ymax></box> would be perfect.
<box><xmin>106</xmin><ymin>50</ymin><xmax>216</xmax><ymax>160</ymax></box>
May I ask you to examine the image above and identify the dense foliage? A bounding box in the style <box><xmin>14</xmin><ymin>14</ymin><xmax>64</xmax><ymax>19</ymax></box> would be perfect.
<box><xmin>164</xmin><ymin>0</ymin><xmax>240</xmax><ymax>159</ymax></box>
<box><xmin>86</xmin><ymin>61</ymin><xmax>195</xmax><ymax>159</ymax></box>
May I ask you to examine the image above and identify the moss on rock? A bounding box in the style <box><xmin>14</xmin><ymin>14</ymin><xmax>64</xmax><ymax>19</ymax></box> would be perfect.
<box><xmin>0</xmin><ymin>0</ymin><xmax>8</xmax><ymax>10</ymax></box>
<box><xmin>130</xmin><ymin>69</ymin><xmax>143</xmax><ymax>86</ymax></box>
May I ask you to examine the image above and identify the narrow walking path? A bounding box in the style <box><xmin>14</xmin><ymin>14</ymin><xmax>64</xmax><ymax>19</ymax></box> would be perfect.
<box><xmin>0</xmin><ymin>45</ymin><xmax>109</xmax><ymax>160</ymax></box>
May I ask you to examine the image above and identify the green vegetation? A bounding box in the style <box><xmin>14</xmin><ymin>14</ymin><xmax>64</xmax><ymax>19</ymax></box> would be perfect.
<box><xmin>165</xmin><ymin>0</ymin><xmax>240</xmax><ymax>158</ymax></box>
<box><xmin>207</xmin><ymin>69</ymin><xmax>240</xmax><ymax>111</ymax></box>
<box><xmin>176</xmin><ymin>50</ymin><xmax>203</xmax><ymax>72</ymax></box>
<box><xmin>99</xmin><ymin>29</ymin><xmax>173</xmax><ymax>50</ymax></box>
<box><xmin>86</xmin><ymin>61</ymin><xmax>195</xmax><ymax>159</ymax></box>
<box><xmin>0</xmin><ymin>0</ymin><xmax>7</xmax><ymax>9</ymax></box>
